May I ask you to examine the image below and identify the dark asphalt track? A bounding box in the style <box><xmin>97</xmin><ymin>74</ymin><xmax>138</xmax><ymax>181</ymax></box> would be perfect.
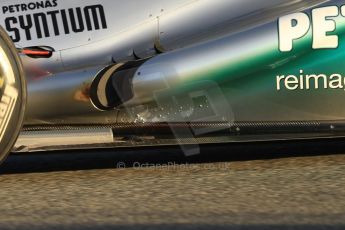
<box><xmin>1</xmin><ymin>139</ymin><xmax>345</xmax><ymax>230</ymax></box>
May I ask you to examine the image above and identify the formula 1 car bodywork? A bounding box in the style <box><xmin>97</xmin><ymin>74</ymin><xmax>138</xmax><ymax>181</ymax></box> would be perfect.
<box><xmin>0</xmin><ymin>0</ymin><xmax>344</xmax><ymax>160</ymax></box>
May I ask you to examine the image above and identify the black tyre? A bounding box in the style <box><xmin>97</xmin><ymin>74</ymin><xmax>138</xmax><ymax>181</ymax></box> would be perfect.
<box><xmin>0</xmin><ymin>26</ymin><xmax>26</xmax><ymax>164</ymax></box>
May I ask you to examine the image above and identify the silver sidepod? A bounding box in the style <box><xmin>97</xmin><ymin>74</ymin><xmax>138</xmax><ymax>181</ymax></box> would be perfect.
<box><xmin>24</xmin><ymin>66</ymin><xmax>120</xmax><ymax>125</ymax></box>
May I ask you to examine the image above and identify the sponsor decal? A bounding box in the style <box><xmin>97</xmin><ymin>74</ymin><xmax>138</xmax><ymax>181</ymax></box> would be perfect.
<box><xmin>3</xmin><ymin>0</ymin><xmax>108</xmax><ymax>42</ymax></box>
<box><xmin>276</xmin><ymin>5</ymin><xmax>345</xmax><ymax>91</ymax></box>
<box><xmin>276</xmin><ymin>70</ymin><xmax>345</xmax><ymax>91</ymax></box>
<box><xmin>278</xmin><ymin>5</ymin><xmax>341</xmax><ymax>52</ymax></box>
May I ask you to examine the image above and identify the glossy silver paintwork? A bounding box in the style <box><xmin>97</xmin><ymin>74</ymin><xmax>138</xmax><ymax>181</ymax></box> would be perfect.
<box><xmin>3</xmin><ymin>0</ymin><xmax>327</xmax><ymax>124</ymax></box>
<box><xmin>24</xmin><ymin>65</ymin><xmax>122</xmax><ymax>124</ymax></box>
<box><xmin>60</xmin><ymin>0</ymin><xmax>320</xmax><ymax>70</ymax></box>
<box><xmin>0</xmin><ymin>0</ymin><xmax>336</xmax><ymax>151</ymax></box>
